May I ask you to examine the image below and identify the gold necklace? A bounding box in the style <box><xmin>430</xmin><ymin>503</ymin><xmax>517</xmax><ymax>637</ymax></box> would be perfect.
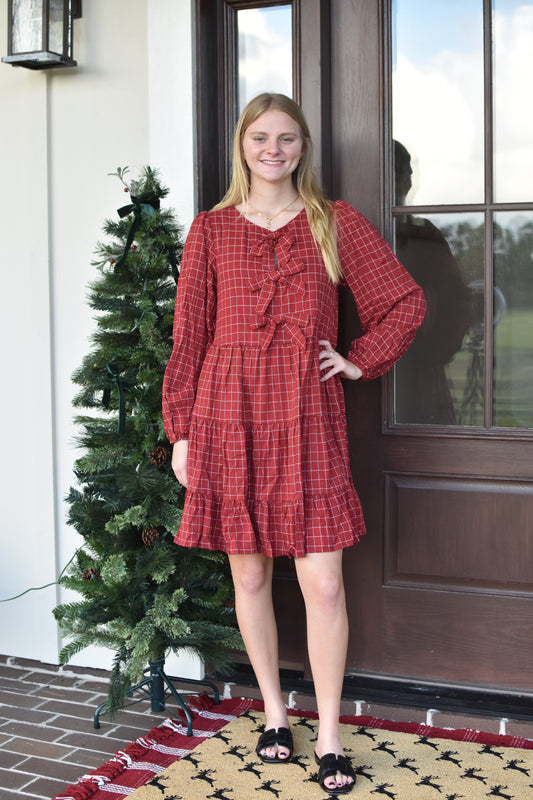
<box><xmin>245</xmin><ymin>195</ymin><xmax>299</xmax><ymax>229</ymax></box>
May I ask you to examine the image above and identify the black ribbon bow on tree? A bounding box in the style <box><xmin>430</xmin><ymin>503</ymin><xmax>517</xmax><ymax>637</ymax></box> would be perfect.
<box><xmin>102</xmin><ymin>364</ymin><xmax>126</xmax><ymax>436</ymax></box>
<box><xmin>114</xmin><ymin>190</ymin><xmax>178</xmax><ymax>280</ymax></box>
<box><xmin>114</xmin><ymin>190</ymin><xmax>161</xmax><ymax>271</ymax></box>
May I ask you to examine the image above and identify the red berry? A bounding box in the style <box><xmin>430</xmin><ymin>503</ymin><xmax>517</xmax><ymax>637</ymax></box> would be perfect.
<box><xmin>131</xmin><ymin>244</ymin><xmax>137</xmax><ymax>250</ymax></box>
<box><xmin>110</xmin><ymin>258</ymin><xmax>115</xmax><ymax>264</ymax></box>
<box><xmin>124</xmin><ymin>187</ymin><xmax>129</xmax><ymax>192</ymax></box>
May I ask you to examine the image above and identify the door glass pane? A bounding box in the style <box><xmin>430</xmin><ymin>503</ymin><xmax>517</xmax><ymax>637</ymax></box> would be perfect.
<box><xmin>237</xmin><ymin>5</ymin><xmax>293</xmax><ymax>113</ymax></box>
<box><xmin>493</xmin><ymin>212</ymin><xmax>533</xmax><ymax>427</ymax></box>
<box><xmin>493</xmin><ymin>1</ymin><xmax>533</xmax><ymax>202</ymax></box>
<box><xmin>392</xmin><ymin>0</ymin><xmax>484</xmax><ymax>205</ymax></box>
<box><xmin>394</xmin><ymin>213</ymin><xmax>483</xmax><ymax>425</ymax></box>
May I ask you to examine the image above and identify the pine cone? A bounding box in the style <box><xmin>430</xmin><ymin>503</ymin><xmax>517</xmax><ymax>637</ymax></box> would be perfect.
<box><xmin>142</xmin><ymin>527</ymin><xmax>160</xmax><ymax>546</ymax></box>
<box><xmin>81</xmin><ymin>567</ymin><xmax>98</xmax><ymax>581</ymax></box>
<box><xmin>149</xmin><ymin>445</ymin><xmax>168</xmax><ymax>466</ymax></box>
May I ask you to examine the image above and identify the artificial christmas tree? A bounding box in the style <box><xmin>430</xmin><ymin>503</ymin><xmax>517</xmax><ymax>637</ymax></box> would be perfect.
<box><xmin>53</xmin><ymin>167</ymin><xmax>242</xmax><ymax>726</ymax></box>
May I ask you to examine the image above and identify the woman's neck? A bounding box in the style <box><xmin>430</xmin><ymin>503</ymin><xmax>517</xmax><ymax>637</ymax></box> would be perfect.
<box><xmin>247</xmin><ymin>181</ymin><xmax>298</xmax><ymax>213</ymax></box>
<box><xmin>237</xmin><ymin>178</ymin><xmax>303</xmax><ymax>231</ymax></box>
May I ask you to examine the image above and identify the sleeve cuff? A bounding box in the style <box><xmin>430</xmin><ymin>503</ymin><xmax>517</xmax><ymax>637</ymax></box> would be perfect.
<box><xmin>166</xmin><ymin>428</ymin><xmax>190</xmax><ymax>444</ymax></box>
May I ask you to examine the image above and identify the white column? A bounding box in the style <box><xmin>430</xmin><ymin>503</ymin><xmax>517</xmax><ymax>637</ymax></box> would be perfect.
<box><xmin>147</xmin><ymin>0</ymin><xmax>202</xmax><ymax>680</ymax></box>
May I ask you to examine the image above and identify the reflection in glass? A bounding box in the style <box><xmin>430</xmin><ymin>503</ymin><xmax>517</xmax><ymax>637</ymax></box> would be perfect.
<box><xmin>493</xmin><ymin>213</ymin><xmax>533</xmax><ymax>427</ymax></box>
<box><xmin>49</xmin><ymin>0</ymin><xmax>65</xmax><ymax>53</ymax></box>
<box><xmin>237</xmin><ymin>6</ymin><xmax>293</xmax><ymax>113</ymax></box>
<box><xmin>12</xmin><ymin>0</ymin><xmax>43</xmax><ymax>53</ymax></box>
<box><xmin>393</xmin><ymin>210</ymin><xmax>483</xmax><ymax>425</ymax></box>
<box><xmin>392</xmin><ymin>0</ymin><xmax>484</xmax><ymax>205</ymax></box>
<box><xmin>493</xmin><ymin>1</ymin><xmax>533</xmax><ymax>202</ymax></box>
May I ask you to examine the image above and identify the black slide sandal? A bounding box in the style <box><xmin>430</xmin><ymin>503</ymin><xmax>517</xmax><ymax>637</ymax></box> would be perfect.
<box><xmin>255</xmin><ymin>727</ymin><xmax>294</xmax><ymax>763</ymax></box>
<box><xmin>315</xmin><ymin>751</ymin><xmax>356</xmax><ymax>794</ymax></box>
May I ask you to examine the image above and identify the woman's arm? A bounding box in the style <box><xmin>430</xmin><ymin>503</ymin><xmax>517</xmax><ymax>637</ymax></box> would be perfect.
<box><xmin>162</xmin><ymin>212</ymin><xmax>216</xmax><ymax>442</ymax></box>
<box><xmin>335</xmin><ymin>201</ymin><xmax>426</xmax><ymax>380</ymax></box>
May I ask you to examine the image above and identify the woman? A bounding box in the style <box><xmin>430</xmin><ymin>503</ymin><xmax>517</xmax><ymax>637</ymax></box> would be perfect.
<box><xmin>163</xmin><ymin>93</ymin><xmax>425</xmax><ymax>794</ymax></box>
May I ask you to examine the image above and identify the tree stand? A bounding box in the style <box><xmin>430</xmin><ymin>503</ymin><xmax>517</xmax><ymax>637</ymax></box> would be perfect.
<box><xmin>93</xmin><ymin>657</ymin><xmax>220</xmax><ymax>735</ymax></box>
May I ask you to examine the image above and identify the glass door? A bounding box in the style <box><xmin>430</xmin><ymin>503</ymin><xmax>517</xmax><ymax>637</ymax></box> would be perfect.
<box><xmin>391</xmin><ymin>0</ymin><xmax>533</xmax><ymax>430</ymax></box>
<box><xmin>236</xmin><ymin>4</ymin><xmax>293</xmax><ymax>112</ymax></box>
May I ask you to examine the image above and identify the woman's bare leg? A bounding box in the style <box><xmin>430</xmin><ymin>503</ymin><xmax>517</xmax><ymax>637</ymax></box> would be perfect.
<box><xmin>294</xmin><ymin>549</ymin><xmax>353</xmax><ymax>791</ymax></box>
<box><xmin>228</xmin><ymin>553</ymin><xmax>290</xmax><ymax>760</ymax></box>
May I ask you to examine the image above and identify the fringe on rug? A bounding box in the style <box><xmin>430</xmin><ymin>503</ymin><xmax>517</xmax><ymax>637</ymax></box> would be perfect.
<box><xmin>52</xmin><ymin>695</ymin><xmax>253</xmax><ymax>800</ymax></box>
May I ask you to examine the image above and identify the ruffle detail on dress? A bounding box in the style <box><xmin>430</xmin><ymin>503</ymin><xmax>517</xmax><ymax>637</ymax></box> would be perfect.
<box><xmin>186</xmin><ymin>412</ymin><xmax>351</xmax><ymax>503</ymax></box>
<box><xmin>189</xmin><ymin>345</ymin><xmax>347</xmax><ymax>433</ymax></box>
<box><xmin>174</xmin><ymin>485</ymin><xmax>366</xmax><ymax>559</ymax></box>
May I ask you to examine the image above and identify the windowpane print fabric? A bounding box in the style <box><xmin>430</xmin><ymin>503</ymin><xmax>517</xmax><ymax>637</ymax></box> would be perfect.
<box><xmin>163</xmin><ymin>201</ymin><xmax>426</xmax><ymax>557</ymax></box>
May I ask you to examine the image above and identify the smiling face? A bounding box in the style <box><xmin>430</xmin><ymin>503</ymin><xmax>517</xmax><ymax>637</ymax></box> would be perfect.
<box><xmin>241</xmin><ymin>109</ymin><xmax>305</xmax><ymax>190</ymax></box>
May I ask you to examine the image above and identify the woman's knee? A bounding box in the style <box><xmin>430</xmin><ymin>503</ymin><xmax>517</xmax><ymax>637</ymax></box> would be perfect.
<box><xmin>313</xmin><ymin>570</ymin><xmax>345</xmax><ymax>610</ymax></box>
<box><xmin>229</xmin><ymin>554</ymin><xmax>272</xmax><ymax>596</ymax></box>
<box><xmin>297</xmin><ymin>557</ymin><xmax>346</xmax><ymax>612</ymax></box>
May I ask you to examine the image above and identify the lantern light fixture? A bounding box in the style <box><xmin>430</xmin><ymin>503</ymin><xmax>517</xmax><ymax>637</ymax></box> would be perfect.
<box><xmin>2</xmin><ymin>0</ymin><xmax>82</xmax><ymax>70</ymax></box>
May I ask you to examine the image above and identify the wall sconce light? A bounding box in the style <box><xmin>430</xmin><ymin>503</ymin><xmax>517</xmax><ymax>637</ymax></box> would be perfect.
<box><xmin>2</xmin><ymin>0</ymin><xmax>81</xmax><ymax>70</ymax></box>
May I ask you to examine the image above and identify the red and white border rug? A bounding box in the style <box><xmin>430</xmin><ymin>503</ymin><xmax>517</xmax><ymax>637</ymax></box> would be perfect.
<box><xmin>52</xmin><ymin>696</ymin><xmax>533</xmax><ymax>800</ymax></box>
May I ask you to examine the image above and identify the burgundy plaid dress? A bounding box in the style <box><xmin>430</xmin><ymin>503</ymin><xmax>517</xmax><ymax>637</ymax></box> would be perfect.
<box><xmin>163</xmin><ymin>201</ymin><xmax>425</xmax><ymax>557</ymax></box>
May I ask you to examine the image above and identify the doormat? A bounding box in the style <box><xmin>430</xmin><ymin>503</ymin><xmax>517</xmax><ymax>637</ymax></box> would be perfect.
<box><xmin>53</xmin><ymin>697</ymin><xmax>533</xmax><ymax>800</ymax></box>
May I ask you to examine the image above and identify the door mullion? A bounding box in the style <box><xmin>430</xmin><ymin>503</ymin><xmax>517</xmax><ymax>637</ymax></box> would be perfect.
<box><xmin>483</xmin><ymin>0</ymin><xmax>494</xmax><ymax>429</ymax></box>
<box><xmin>484</xmin><ymin>210</ymin><xmax>494</xmax><ymax>429</ymax></box>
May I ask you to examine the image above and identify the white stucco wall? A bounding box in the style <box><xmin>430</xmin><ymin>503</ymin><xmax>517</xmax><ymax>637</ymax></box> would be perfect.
<box><xmin>0</xmin><ymin>0</ymin><xmax>198</xmax><ymax>676</ymax></box>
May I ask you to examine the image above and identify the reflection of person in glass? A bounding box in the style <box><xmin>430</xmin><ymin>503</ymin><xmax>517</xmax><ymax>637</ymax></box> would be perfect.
<box><xmin>394</xmin><ymin>141</ymin><xmax>472</xmax><ymax>424</ymax></box>
<box><xmin>163</xmin><ymin>96</ymin><xmax>425</xmax><ymax>794</ymax></box>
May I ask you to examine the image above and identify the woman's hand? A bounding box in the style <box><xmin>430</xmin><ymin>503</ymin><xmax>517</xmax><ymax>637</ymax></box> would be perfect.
<box><xmin>319</xmin><ymin>339</ymin><xmax>362</xmax><ymax>382</ymax></box>
<box><xmin>172</xmin><ymin>439</ymin><xmax>189</xmax><ymax>486</ymax></box>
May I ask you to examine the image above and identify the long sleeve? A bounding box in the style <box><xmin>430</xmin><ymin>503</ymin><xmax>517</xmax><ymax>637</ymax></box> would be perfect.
<box><xmin>162</xmin><ymin>212</ymin><xmax>216</xmax><ymax>442</ymax></box>
<box><xmin>335</xmin><ymin>201</ymin><xmax>426</xmax><ymax>381</ymax></box>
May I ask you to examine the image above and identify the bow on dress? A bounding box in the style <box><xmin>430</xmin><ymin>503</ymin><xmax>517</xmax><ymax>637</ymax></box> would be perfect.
<box><xmin>250</xmin><ymin>312</ymin><xmax>310</xmax><ymax>350</ymax></box>
<box><xmin>248</xmin><ymin>233</ymin><xmax>309</xmax><ymax>349</ymax></box>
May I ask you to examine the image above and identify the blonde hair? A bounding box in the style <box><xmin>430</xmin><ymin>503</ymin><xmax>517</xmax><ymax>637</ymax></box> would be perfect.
<box><xmin>213</xmin><ymin>93</ymin><xmax>342</xmax><ymax>283</ymax></box>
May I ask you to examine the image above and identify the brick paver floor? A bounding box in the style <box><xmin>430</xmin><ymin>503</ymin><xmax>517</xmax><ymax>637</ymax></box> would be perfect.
<box><xmin>0</xmin><ymin>655</ymin><xmax>176</xmax><ymax>800</ymax></box>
